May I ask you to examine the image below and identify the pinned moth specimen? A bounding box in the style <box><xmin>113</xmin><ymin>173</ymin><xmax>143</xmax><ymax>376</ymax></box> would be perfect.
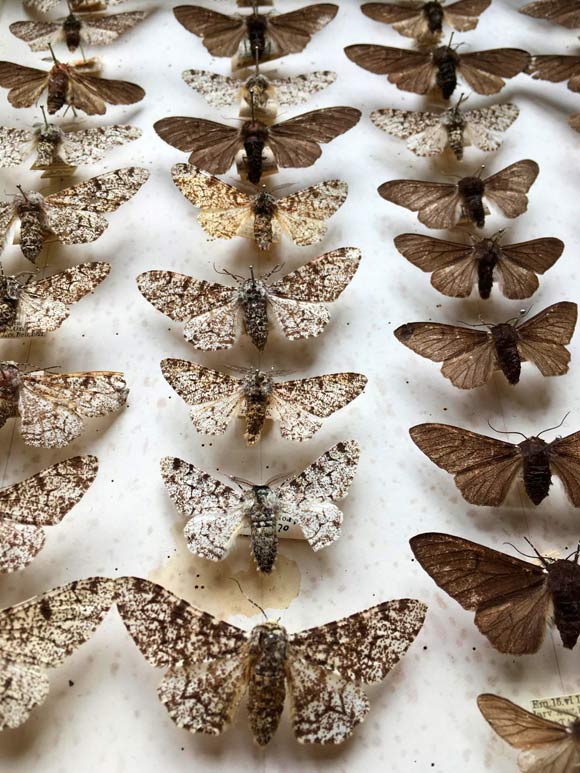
<box><xmin>173</xmin><ymin>4</ymin><xmax>338</xmax><ymax>67</ymax></box>
<box><xmin>0</xmin><ymin>57</ymin><xmax>145</xmax><ymax>115</ymax></box>
<box><xmin>394</xmin><ymin>231</ymin><xmax>564</xmax><ymax>299</ymax></box>
<box><xmin>0</xmin><ymin>117</ymin><xmax>142</xmax><ymax>176</ymax></box>
<box><xmin>379</xmin><ymin>159</ymin><xmax>539</xmax><ymax>229</ymax></box>
<box><xmin>0</xmin><ymin>456</ymin><xmax>98</xmax><ymax>573</ymax></box>
<box><xmin>137</xmin><ymin>248</ymin><xmax>360</xmax><ymax>351</ymax></box>
<box><xmin>0</xmin><ymin>261</ymin><xmax>110</xmax><ymax>338</ymax></box>
<box><xmin>410</xmin><ymin>532</ymin><xmax>580</xmax><ymax>654</ymax></box>
<box><xmin>528</xmin><ymin>54</ymin><xmax>580</xmax><ymax>93</ymax></box>
<box><xmin>362</xmin><ymin>0</ymin><xmax>491</xmax><ymax>46</ymax></box>
<box><xmin>409</xmin><ymin>420</ymin><xmax>580</xmax><ymax>506</ymax></box>
<box><xmin>160</xmin><ymin>440</ymin><xmax>360</xmax><ymax>572</ymax></box>
<box><xmin>0</xmin><ymin>360</ymin><xmax>128</xmax><ymax>448</ymax></box>
<box><xmin>395</xmin><ymin>302</ymin><xmax>577</xmax><ymax>389</ymax></box>
<box><xmin>371</xmin><ymin>97</ymin><xmax>519</xmax><ymax>160</ymax></box>
<box><xmin>182</xmin><ymin>69</ymin><xmax>337</xmax><ymax>124</ymax></box>
<box><xmin>24</xmin><ymin>0</ymin><xmax>129</xmax><ymax>10</ymax></box>
<box><xmin>154</xmin><ymin>107</ymin><xmax>361</xmax><ymax>185</ymax></box>
<box><xmin>478</xmin><ymin>693</ymin><xmax>580</xmax><ymax>771</ymax></box>
<box><xmin>520</xmin><ymin>0</ymin><xmax>580</xmax><ymax>28</ymax></box>
<box><xmin>171</xmin><ymin>164</ymin><xmax>348</xmax><ymax>250</ymax></box>
<box><xmin>116</xmin><ymin>576</ymin><xmax>426</xmax><ymax>745</ymax></box>
<box><xmin>0</xmin><ymin>577</ymin><xmax>114</xmax><ymax>730</ymax></box>
<box><xmin>9</xmin><ymin>11</ymin><xmax>148</xmax><ymax>53</ymax></box>
<box><xmin>344</xmin><ymin>43</ymin><xmax>530</xmax><ymax>99</ymax></box>
<box><xmin>0</xmin><ymin>167</ymin><xmax>149</xmax><ymax>263</ymax></box>
<box><xmin>161</xmin><ymin>359</ymin><xmax>367</xmax><ymax>445</ymax></box>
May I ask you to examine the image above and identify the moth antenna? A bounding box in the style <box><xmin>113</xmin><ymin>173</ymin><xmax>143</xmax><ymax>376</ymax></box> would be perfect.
<box><xmin>523</xmin><ymin>537</ymin><xmax>550</xmax><ymax>567</ymax></box>
<box><xmin>16</xmin><ymin>185</ymin><xmax>29</xmax><ymax>202</ymax></box>
<box><xmin>213</xmin><ymin>263</ymin><xmax>244</xmax><ymax>282</ymax></box>
<box><xmin>456</xmin><ymin>92</ymin><xmax>468</xmax><ymax>108</ymax></box>
<box><xmin>487</xmin><ymin>420</ymin><xmax>527</xmax><ymax>440</ymax></box>
<box><xmin>537</xmin><ymin>412</ymin><xmax>570</xmax><ymax>439</ymax></box>
<box><xmin>48</xmin><ymin>43</ymin><xmax>58</xmax><ymax>65</ymax></box>
<box><xmin>230</xmin><ymin>577</ymin><xmax>267</xmax><ymax>621</ymax></box>
<box><xmin>229</xmin><ymin>475</ymin><xmax>253</xmax><ymax>489</ymax></box>
<box><xmin>503</xmin><ymin>542</ymin><xmax>539</xmax><ymax>561</ymax></box>
<box><xmin>261</xmin><ymin>263</ymin><xmax>283</xmax><ymax>281</ymax></box>
<box><xmin>574</xmin><ymin>541</ymin><xmax>580</xmax><ymax>564</ymax></box>
<box><xmin>265</xmin><ymin>469</ymin><xmax>293</xmax><ymax>486</ymax></box>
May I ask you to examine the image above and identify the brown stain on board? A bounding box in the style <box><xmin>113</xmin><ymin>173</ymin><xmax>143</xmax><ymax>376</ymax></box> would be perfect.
<box><xmin>148</xmin><ymin>525</ymin><xmax>301</xmax><ymax>618</ymax></box>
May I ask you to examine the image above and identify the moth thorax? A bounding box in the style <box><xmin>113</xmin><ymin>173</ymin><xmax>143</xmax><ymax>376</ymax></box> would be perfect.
<box><xmin>423</xmin><ymin>1</ymin><xmax>444</xmax><ymax>32</ymax></box>
<box><xmin>518</xmin><ymin>436</ymin><xmax>551</xmax><ymax>505</ymax></box>
<box><xmin>457</xmin><ymin>176</ymin><xmax>486</xmax><ymax>228</ymax></box>
<box><xmin>0</xmin><ymin>362</ymin><xmax>20</xmax><ymax>399</ymax></box>
<box><xmin>432</xmin><ymin>47</ymin><xmax>459</xmax><ymax>99</ymax></box>
<box><xmin>239</xmin><ymin>278</ymin><xmax>269</xmax><ymax>351</ymax></box>
<box><xmin>491</xmin><ymin>322</ymin><xmax>521</xmax><ymax>385</ymax></box>
<box><xmin>246</xmin><ymin>15</ymin><xmax>268</xmax><ymax>59</ymax></box>
<box><xmin>245</xmin><ymin>485</ymin><xmax>279</xmax><ymax>572</ymax></box>
<box><xmin>242</xmin><ymin>370</ymin><xmax>273</xmax><ymax>445</ymax></box>
<box><xmin>36</xmin><ymin>126</ymin><xmax>65</xmax><ymax>167</ymax></box>
<box><xmin>0</xmin><ymin>279</ymin><xmax>18</xmax><ymax>327</ymax></box>
<box><xmin>242</xmin><ymin>122</ymin><xmax>269</xmax><ymax>185</ymax></box>
<box><xmin>473</xmin><ymin>239</ymin><xmax>501</xmax><ymax>299</ymax></box>
<box><xmin>1</xmin><ymin>277</ymin><xmax>23</xmax><ymax>302</ymax></box>
<box><xmin>248</xmin><ymin>622</ymin><xmax>288</xmax><ymax>746</ymax></box>
<box><xmin>47</xmin><ymin>65</ymin><xmax>70</xmax><ymax>114</ymax></box>
<box><xmin>246</xmin><ymin>74</ymin><xmax>270</xmax><ymax>107</ymax></box>
<box><xmin>63</xmin><ymin>13</ymin><xmax>82</xmax><ymax>51</ymax></box>
<box><xmin>546</xmin><ymin>559</ymin><xmax>580</xmax><ymax>650</ymax></box>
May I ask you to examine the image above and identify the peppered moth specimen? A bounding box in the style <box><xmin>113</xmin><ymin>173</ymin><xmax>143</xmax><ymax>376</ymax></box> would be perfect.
<box><xmin>182</xmin><ymin>69</ymin><xmax>336</xmax><ymax>123</ymax></box>
<box><xmin>171</xmin><ymin>165</ymin><xmax>347</xmax><ymax>250</ymax></box>
<box><xmin>137</xmin><ymin>248</ymin><xmax>360</xmax><ymax>351</ymax></box>
<box><xmin>116</xmin><ymin>576</ymin><xmax>426</xmax><ymax>744</ymax></box>
<box><xmin>160</xmin><ymin>441</ymin><xmax>360</xmax><ymax>572</ymax></box>
<box><xmin>24</xmin><ymin>0</ymin><xmax>129</xmax><ymax>10</ymax></box>
<box><xmin>10</xmin><ymin>11</ymin><xmax>148</xmax><ymax>53</ymax></box>
<box><xmin>345</xmin><ymin>43</ymin><xmax>529</xmax><ymax>99</ymax></box>
<box><xmin>410</xmin><ymin>421</ymin><xmax>580</xmax><ymax>506</ymax></box>
<box><xmin>0</xmin><ymin>120</ymin><xmax>142</xmax><ymax>176</ymax></box>
<box><xmin>371</xmin><ymin>98</ymin><xmax>519</xmax><ymax>160</ymax></box>
<box><xmin>394</xmin><ymin>231</ymin><xmax>564</xmax><ymax>299</ymax></box>
<box><xmin>0</xmin><ymin>261</ymin><xmax>110</xmax><ymax>338</ymax></box>
<box><xmin>0</xmin><ymin>456</ymin><xmax>98</xmax><ymax>573</ymax></box>
<box><xmin>478</xmin><ymin>693</ymin><xmax>580</xmax><ymax>771</ymax></box>
<box><xmin>520</xmin><ymin>0</ymin><xmax>580</xmax><ymax>27</ymax></box>
<box><xmin>161</xmin><ymin>359</ymin><xmax>367</xmax><ymax>445</ymax></box>
<box><xmin>154</xmin><ymin>107</ymin><xmax>361</xmax><ymax>184</ymax></box>
<box><xmin>0</xmin><ymin>167</ymin><xmax>149</xmax><ymax>263</ymax></box>
<box><xmin>173</xmin><ymin>4</ymin><xmax>338</xmax><ymax>67</ymax></box>
<box><xmin>0</xmin><ymin>360</ymin><xmax>128</xmax><ymax>448</ymax></box>
<box><xmin>379</xmin><ymin>160</ymin><xmax>539</xmax><ymax>229</ymax></box>
<box><xmin>395</xmin><ymin>302</ymin><xmax>577</xmax><ymax>389</ymax></box>
<box><xmin>411</xmin><ymin>533</ymin><xmax>580</xmax><ymax>654</ymax></box>
<box><xmin>0</xmin><ymin>58</ymin><xmax>145</xmax><ymax>115</ymax></box>
<box><xmin>0</xmin><ymin>576</ymin><xmax>114</xmax><ymax>729</ymax></box>
<box><xmin>528</xmin><ymin>54</ymin><xmax>580</xmax><ymax>93</ymax></box>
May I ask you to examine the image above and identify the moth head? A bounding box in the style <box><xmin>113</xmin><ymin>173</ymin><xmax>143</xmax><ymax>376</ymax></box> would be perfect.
<box><xmin>252</xmin><ymin>187</ymin><xmax>277</xmax><ymax>214</ymax></box>
<box><xmin>0</xmin><ymin>361</ymin><xmax>21</xmax><ymax>388</ymax></box>
<box><xmin>14</xmin><ymin>186</ymin><xmax>45</xmax><ymax>211</ymax></box>
<box><xmin>249</xmin><ymin>620</ymin><xmax>289</xmax><ymax>660</ymax></box>
<box><xmin>241</xmin><ymin>368</ymin><xmax>274</xmax><ymax>395</ymax></box>
<box><xmin>246</xmin><ymin>73</ymin><xmax>271</xmax><ymax>99</ymax></box>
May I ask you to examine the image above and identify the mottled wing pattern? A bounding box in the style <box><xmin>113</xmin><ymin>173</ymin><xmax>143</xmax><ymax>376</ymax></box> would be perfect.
<box><xmin>267</xmin><ymin>248</ymin><xmax>360</xmax><ymax>340</ymax></box>
<box><xmin>80</xmin><ymin>11</ymin><xmax>149</xmax><ymax>46</ymax></box>
<box><xmin>484</xmin><ymin>160</ymin><xmax>539</xmax><ymax>218</ymax></box>
<box><xmin>394</xmin><ymin>233</ymin><xmax>477</xmax><ymax>297</ymax></box>
<box><xmin>394</xmin><ymin>323</ymin><xmax>496</xmax><ymax>388</ymax></box>
<box><xmin>266</xmin><ymin>5</ymin><xmax>339</xmax><ymax>57</ymax></box>
<box><xmin>463</xmin><ymin>103</ymin><xmax>519</xmax><ymax>151</ymax></box>
<box><xmin>344</xmin><ymin>45</ymin><xmax>434</xmax><ymax>94</ymax></box>
<box><xmin>0</xmin><ymin>660</ymin><xmax>48</xmax><ymax>730</ymax></box>
<box><xmin>0</xmin><ymin>62</ymin><xmax>49</xmax><ymax>108</ymax></box>
<box><xmin>0</xmin><ymin>127</ymin><xmax>33</xmax><ymax>167</ymax></box>
<box><xmin>61</xmin><ymin>125</ymin><xmax>142</xmax><ymax>165</ymax></box>
<box><xmin>9</xmin><ymin>21</ymin><xmax>62</xmax><ymax>52</ymax></box>
<box><xmin>444</xmin><ymin>0</ymin><xmax>491</xmax><ymax>30</ymax></box>
<box><xmin>161</xmin><ymin>359</ymin><xmax>243</xmax><ymax>436</ymax></box>
<box><xmin>410</xmin><ymin>534</ymin><xmax>550</xmax><ymax>654</ymax></box>
<box><xmin>458</xmin><ymin>49</ymin><xmax>530</xmax><ymax>95</ymax></box>
<box><xmin>0</xmin><ymin>523</ymin><xmax>46</xmax><ymax>574</ymax></box>
<box><xmin>379</xmin><ymin>180</ymin><xmax>462</xmax><ymax>228</ymax></box>
<box><xmin>182</xmin><ymin>70</ymin><xmax>241</xmax><ymax>108</ymax></box>
<box><xmin>9</xmin><ymin>262</ymin><xmax>111</xmax><ymax>337</ymax></box>
<box><xmin>274</xmin><ymin>179</ymin><xmax>348</xmax><ymax>246</ymax></box>
<box><xmin>137</xmin><ymin>270</ymin><xmax>238</xmax><ymax>350</ymax></box>
<box><xmin>18</xmin><ymin>369</ymin><xmax>128</xmax><ymax>448</ymax></box>
<box><xmin>0</xmin><ymin>203</ymin><xmax>19</xmax><ymax>252</ymax></box>
<box><xmin>516</xmin><ymin>302</ymin><xmax>577</xmax><ymax>376</ymax></box>
<box><xmin>273</xmin><ymin>71</ymin><xmax>337</xmax><ymax>106</ymax></box>
<box><xmin>154</xmin><ymin>117</ymin><xmax>241</xmax><ymax>173</ymax></box>
<box><xmin>409</xmin><ymin>423</ymin><xmax>521</xmax><ymax>505</ymax></box>
<box><xmin>270</xmin><ymin>373</ymin><xmax>367</xmax><ymax>441</ymax></box>
<box><xmin>371</xmin><ymin>108</ymin><xmax>447</xmax><ymax>157</ymax></box>
<box><xmin>548</xmin><ymin>430</ymin><xmax>580</xmax><ymax>507</ymax></box>
<box><xmin>520</xmin><ymin>0</ymin><xmax>580</xmax><ymax>27</ymax></box>
<box><xmin>172</xmin><ymin>6</ymin><xmax>247</xmax><ymax>57</ymax></box>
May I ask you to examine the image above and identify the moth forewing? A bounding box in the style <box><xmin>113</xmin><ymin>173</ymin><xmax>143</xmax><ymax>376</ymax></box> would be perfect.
<box><xmin>520</xmin><ymin>0</ymin><xmax>580</xmax><ymax>28</ymax></box>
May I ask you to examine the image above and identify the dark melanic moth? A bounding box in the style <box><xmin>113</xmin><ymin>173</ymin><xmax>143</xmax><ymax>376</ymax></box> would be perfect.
<box><xmin>411</xmin><ymin>533</ymin><xmax>580</xmax><ymax>654</ymax></box>
<box><xmin>116</xmin><ymin>576</ymin><xmax>427</xmax><ymax>745</ymax></box>
<box><xmin>519</xmin><ymin>0</ymin><xmax>580</xmax><ymax>28</ymax></box>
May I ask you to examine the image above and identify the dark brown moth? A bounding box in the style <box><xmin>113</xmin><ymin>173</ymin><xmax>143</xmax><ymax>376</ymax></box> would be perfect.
<box><xmin>410</xmin><ymin>421</ymin><xmax>580</xmax><ymax>506</ymax></box>
<box><xmin>0</xmin><ymin>57</ymin><xmax>145</xmax><ymax>115</ymax></box>
<box><xmin>379</xmin><ymin>160</ymin><xmax>539</xmax><ymax>229</ymax></box>
<box><xmin>344</xmin><ymin>43</ymin><xmax>530</xmax><ymax>99</ymax></box>
<box><xmin>9</xmin><ymin>11</ymin><xmax>148</xmax><ymax>53</ymax></box>
<box><xmin>394</xmin><ymin>231</ymin><xmax>564</xmax><ymax>299</ymax></box>
<box><xmin>528</xmin><ymin>54</ymin><xmax>580</xmax><ymax>92</ymax></box>
<box><xmin>173</xmin><ymin>4</ymin><xmax>338</xmax><ymax>66</ymax></box>
<box><xmin>570</xmin><ymin>113</ymin><xmax>580</xmax><ymax>132</ymax></box>
<box><xmin>478</xmin><ymin>693</ymin><xmax>580</xmax><ymax>770</ymax></box>
<box><xmin>362</xmin><ymin>0</ymin><xmax>491</xmax><ymax>46</ymax></box>
<box><xmin>520</xmin><ymin>0</ymin><xmax>580</xmax><ymax>28</ymax></box>
<box><xmin>116</xmin><ymin>576</ymin><xmax>427</xmax><ymax>745</ymax></box>
<box><xmin>395</xmin><ymin>302</ymin><xmax>577</xmax><ymax>389</ymax></box>
<box><xmin>410</xmin><ymin>532</ymin><xmax>580</xmax><ymax>654</ymax></box>
<box><xmin>154</xmin><ymin>107</ymin><xmax>361</xmax><ymax>185</ymax></box>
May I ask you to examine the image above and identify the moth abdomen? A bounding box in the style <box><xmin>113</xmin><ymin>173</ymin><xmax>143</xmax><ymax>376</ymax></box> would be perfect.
<box><xmin>547</xmin><ymin>560</ymin><xmax>580</xmax><ymax>649</ymax></box>
<box><xmin>63</xmin><ymin>14</ymin><xmax>82</xmax><ymax>52</ymax></box>
<box><xmin>248</xmin><ymin>623</ymin><xmax>288</xmax><ymax>746</ymax></box>
<box><xmin>248</xmin><ymin>486</ymin><xmax>278</xmax><ymax>572</ymax></box>
<box><xmin>242</xmin><ymin>371</ymin><xmax>273</xmax><ymax>445</ymax></box>
<box><xmin>476</xmin><ymin>252</ymin><xmax>497</xmax><ymax>298</ymax></box>
<box><xmin>492</xmin><ymin>323</ymin><xmax>521</xmax><ymax>384</ymax></box>
<box><xmin>242</xmin><ymin>124</ymin><xmax>268</xmax><ymax>184</ymax></box>
<box><xmin>424</xmin><ymin>1</ymin><xmax>444</xmax><ymax>33</ymax></box>
<box><xmin>18</xmin><ymin>205</ymin><xmax>45</xmax><ymax>263</ymax></box>
<box><xmin>457</xmin><ymin>177</ymin><xmax>486</xmax><ymax>227</ymax></box>
<box><xmin>252</xmin><ymin>193</ymin><xmax>276</xmax><ymax>250</ymax></box>
<box><xmin>519</xmin><ymin>437</ymin><xmax>551</xmax><ymax>505</ymax></box>
<box><xmin>47</xmin><ymin>67</ymin><xmax>69</xmax><ymax>114</ymax></box>
<box><xmin>433</xmin><ymin>48</ymin><xmax>459</xmax><ymax>99</ymax></box>
<box><xmin>446</xmin><ymin>125</ymin><xmax>464</xmax><ymax>160</ymax></box>
<box><xmin>246</xmin><ymin>15</ymin><xmax>268</xmax><ymax>60</ymax></box>
<box><xmin>240</xmin><ymin>279</ymin><xmax>269</xmax><ymax>350</ymax></box>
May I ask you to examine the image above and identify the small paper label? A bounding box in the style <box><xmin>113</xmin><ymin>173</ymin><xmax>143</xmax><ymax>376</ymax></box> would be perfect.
<box><xmin>530</xmin><ymin>693</ymin><xmax>580</xmax><ymax>722</ymax></box>
<box><xmin>239</xmin><ymin>512</ymin><xmax>305</xmax><ymax>541</ymax></box>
